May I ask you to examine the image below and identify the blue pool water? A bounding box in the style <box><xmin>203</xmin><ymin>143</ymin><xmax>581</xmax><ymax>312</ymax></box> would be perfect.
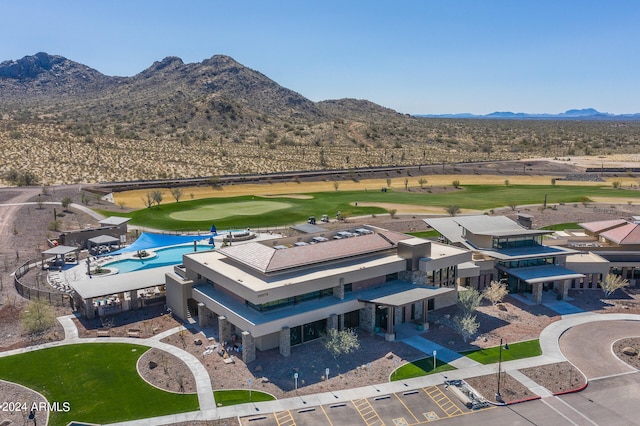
<box><xmin>105</xmin><ymin>244</ymin><xmax>213</xmax><ymax>273</ymax></box>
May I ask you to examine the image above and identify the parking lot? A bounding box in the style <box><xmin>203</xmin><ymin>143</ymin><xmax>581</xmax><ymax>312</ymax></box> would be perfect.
<box><xmin>239</xmin><ymin>384</ymin><xmax>492</xmax><ymax>426</ymax></box>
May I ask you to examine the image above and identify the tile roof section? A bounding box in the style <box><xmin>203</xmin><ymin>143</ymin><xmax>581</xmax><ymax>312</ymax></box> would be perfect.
<box><xmin>600</xmin><ymin>223</ymin><xmax>640</xmax><ymax>245</ymax></box>
<box><xmin>578</xmin><ymin>219</ymin><xmax>628</xmax><ymax>233</ymax></box>
<box><xmin>219</xmin><ymin>231</ymin><xmax>410</xmax><ymax>274</ymax></box>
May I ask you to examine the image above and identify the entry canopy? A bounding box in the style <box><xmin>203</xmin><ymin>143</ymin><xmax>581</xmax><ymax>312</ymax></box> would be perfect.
<box><xmin>359</xmin><ymin>286</ymin><xmax>454</xmax><ymax>307</ymax></box>
<box><xmin>108</xmin><ymin>232</ymin><xmax>214</xmax><ymax>255</ymax></box>
<box><xmin>42</xmin><ymin>245</ymin><xmax>78</xmax><ymax>256</ymax></box>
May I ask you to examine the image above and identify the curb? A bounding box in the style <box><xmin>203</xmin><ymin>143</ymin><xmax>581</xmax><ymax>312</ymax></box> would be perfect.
<box><xmin>505</xmin><ymin>395</ymin><xmax>542</xmax><ymax>405</ymax></box>
<box><xmin>553</xmin><ymin>381</ymin><xmax>588</xmax><ymax>396</ymax></box>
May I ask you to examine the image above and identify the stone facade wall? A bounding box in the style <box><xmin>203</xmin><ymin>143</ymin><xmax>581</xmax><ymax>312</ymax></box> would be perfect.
<box><xmin>218</xmin><ymin>316</ymin><xmax>232</xmax><ymax>343</ymax></box>
<box><xmin>241</xmin><ymin>331</ymin><xmax>256</xmax><ymax>363</ymax></box>
<box><xmin>360</xmin><ymin>303</ymin><xmax>375</xmax><ymax>332</ymax></box>
<box><xmin>279</xmin><ymin>327</ymin><xmax>291</xmax><ymax>357</ymax></box>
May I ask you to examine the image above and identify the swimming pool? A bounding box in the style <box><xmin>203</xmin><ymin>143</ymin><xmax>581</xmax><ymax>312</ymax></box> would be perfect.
<box><xmin>104</xmin><ymin>244</ymin><xmax>213</xmax><ymax>273</ymax></box>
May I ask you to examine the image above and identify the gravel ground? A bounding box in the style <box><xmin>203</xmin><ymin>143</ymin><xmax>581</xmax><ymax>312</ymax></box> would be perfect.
<box><xmin>2</xmin><ymin>176</ymin><xmax>640</xmax><ymax>419</ymax></box>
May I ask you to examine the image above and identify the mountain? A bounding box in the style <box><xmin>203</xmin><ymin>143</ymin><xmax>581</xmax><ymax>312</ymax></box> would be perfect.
<box><xmin>0</xmin><ymin>52</ymin><xmax>123</xmax><ymax>97</ymax></box>
<box><xmin>417</xmin><ymin>108</ymin><xmax>640</xmax><ymax>120</ymax></box>
<box><xmin>1</xmin><ymin>52</ymin><xmax>640</xmax><ymax>185</ymax></box>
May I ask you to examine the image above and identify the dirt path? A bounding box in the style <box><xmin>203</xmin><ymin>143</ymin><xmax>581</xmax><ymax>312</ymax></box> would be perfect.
<box><xmin>0</xmin><ymin>186</ymin><xmax>40</xmax><ymax>249</ymax></box>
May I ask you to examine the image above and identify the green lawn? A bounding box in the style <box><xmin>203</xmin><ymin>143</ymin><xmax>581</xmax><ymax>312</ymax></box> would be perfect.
<box><xmin>98</xmin><ymin>184</ymin><xmax>640</xmax><ymax>231</ymax></box>
<box><xmin>462</xmin><ymin>339</ymin><xmax>542</xmax><ymax>364</ymax></box>
<box><xmin>541</xmin><ymin>222</ymin><xmax>580</xmax><ymax>231</ymax></box>
<box><xmin>391</xmin><ymin>358</ymin><xmax>456</xmax><ymax>381</ymax></box>
<box><xmin>407</xmin><ymin>230</ymin><xmax>440</xmax><ymax>238</ymax></box>
<box><xmin>213</xmin><ymin>389</ymin><xmax>275</xmax><ymax>406</ymax></box>
<box><xmin>0</xmin><ymin>343</ymin><xmax>198</xmax><ymax>426</ymax></box>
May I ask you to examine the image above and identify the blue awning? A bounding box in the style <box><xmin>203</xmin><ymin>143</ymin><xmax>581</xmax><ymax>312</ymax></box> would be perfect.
<box><xmin>108</xmin><ymin>232</ymin><xmax>214</xmax><ymax>255</ymax></box>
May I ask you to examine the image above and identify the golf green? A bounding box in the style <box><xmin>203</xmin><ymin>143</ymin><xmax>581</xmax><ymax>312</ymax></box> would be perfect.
<box><xmin>169</xmin><ymin>200</ymin><xmax>293</xmax><ymax>221</ymax></box>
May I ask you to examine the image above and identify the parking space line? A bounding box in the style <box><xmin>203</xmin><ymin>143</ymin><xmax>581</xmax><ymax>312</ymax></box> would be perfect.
<box><xmin>353</xmin><ymin>398</ymin><xmax>385</xmax><ymax>426</ymax></box>
<box><xmin>423</xmin><ymin>386</ymin><xmax>463</xmax><ymax>417</ymax></box>
<box><xmin>393</xmin><ymin>393</ymin><xmax>420</xmax><ymax>424</ymax></box>
<box><xmin>274</xmin><ymin>410</ymin><xmax>295</xmax><ymax>426</ymax></box>
<box><xmin>319</xmin><ymin>404</ymin><xmax>335</xmax><ymax>426</ymax></box>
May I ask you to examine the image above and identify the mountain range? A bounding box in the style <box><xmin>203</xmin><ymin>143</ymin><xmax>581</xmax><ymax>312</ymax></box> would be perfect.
<box><xmin>417</xmin><ymin>108</ymin><xmax>640</xmax><ymax>120</ymax></box>
<box><xmin>1</xmin><ymin>52</ymin><xmax>640</xmax><ymax>185</ymax></box>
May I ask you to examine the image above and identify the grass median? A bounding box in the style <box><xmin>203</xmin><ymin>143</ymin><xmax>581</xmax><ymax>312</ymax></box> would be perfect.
<box><xmin>0</xmin><ymin>343</ymin><xmax>199</xmax><ymax>426</ymax></box>
<box><xmin>462</xmin><ymin>339</ymin><xmax>542</xmax><ymax>364</ymax></box>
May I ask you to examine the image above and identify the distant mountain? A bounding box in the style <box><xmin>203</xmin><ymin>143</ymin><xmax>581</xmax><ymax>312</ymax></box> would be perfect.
<box><xmin>417</xmin><ymin>108</ymin><xmax>640</xmax><ymax>120</ymax></box>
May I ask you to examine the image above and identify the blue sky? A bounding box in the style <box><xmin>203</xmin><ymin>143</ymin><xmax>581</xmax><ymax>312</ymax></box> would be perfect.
<box><xmin>2</xmin><ymin>1</ymin><xmax>639</xmax><ymax>115</ymax></box>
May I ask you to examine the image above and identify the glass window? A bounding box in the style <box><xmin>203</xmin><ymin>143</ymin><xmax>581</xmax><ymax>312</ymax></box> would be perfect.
<box><xmin>290</xmin><ymin>325</ymin><xmax>302</xmax><ymax>346</ymax></box>
<box><xmin>303</xmin><ymin>319</ymin><xmax>326</xmax><ymax>343</ymax></box>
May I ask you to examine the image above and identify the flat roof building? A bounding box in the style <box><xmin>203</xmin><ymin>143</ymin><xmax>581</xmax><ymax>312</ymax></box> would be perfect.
<box><xmin>166</xmin><ymin>225</ymin><xmax>471</xmax><ymax>362</ymax></box>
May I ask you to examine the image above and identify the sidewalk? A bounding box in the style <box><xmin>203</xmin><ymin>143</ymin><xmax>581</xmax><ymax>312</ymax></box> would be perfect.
<box><xmin>2</xmin><ymin>311</ymin><xmax>639</xmax><ymax>425</ymax></box>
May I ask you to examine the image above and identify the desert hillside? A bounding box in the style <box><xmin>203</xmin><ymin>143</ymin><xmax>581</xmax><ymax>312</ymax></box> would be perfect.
<box><xmin>1</xmin><ymin>53</ymin><xmax>639</xmax><ymax>185</ymax></box>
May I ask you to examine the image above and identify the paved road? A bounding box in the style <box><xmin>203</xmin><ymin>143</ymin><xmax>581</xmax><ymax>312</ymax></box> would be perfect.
<box><xmin>559</xmin><ymin>319</ymin><xmax>639</xmax><ymax>379</ymax></box>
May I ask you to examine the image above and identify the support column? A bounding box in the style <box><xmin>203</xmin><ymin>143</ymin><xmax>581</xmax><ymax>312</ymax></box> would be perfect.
<box><xmin>218</xmin><ymin>315</ymin><xmax>231</xmax><ymax>344</ymax></box>
<box><xmin>421</xmin><ymin>300</ymin><xmax>429</xmax><ymax>331</ymax></box>
<box><xmin>360</xmin><ymin>304</ymin><xmax>375</xmax><ymax>334</ymax></box>
<box><xmin>328</xmin><ymin>313</ymin><xmax>338</xmax><ymax>330</ymax></box>
<box><xmin>241</xmin><ymin>331</ymin><xmax>256</xmax><ymax>363</ymax></box>
<box><xmin>333</xmin><ymin>278</ymin><xmax>345</xmax><ymax>300</ymax></box>
<box><xmin>279</xmin><ymin>327</ymin><xmax>291</xmax><ymax>357</ymax></box>
<box><xmin>385</xmin><ymin>306</ymin><xmax>395</xmax><ymax>341</ymax></box>
<box><xmin>129</xmin><ymin>290</ymin><xmax>140</xmax><ymax>310</ymax></box>
<box><xmin>86</xmin><ymin>297</ymin><xmax>96</xmax><ymax>319</ymax></box>
<box><xmin>197</xmin><ymin>303</ymin><xmax>209</xmax><ymax>327</ymax></box>
<box><xmin>532</xmin><ymin>283</ymin><xmax>543</xmax><ymax>304</ymax></box>
<box><xmin>559</xmin><ymin>279</ymin><xmax>570</xmax><ymax>301</ymax></box>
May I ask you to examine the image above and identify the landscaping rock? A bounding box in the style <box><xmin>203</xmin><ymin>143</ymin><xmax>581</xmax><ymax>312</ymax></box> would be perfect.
<box><xmin>194</xmin><ymin>338</ymin><xmax>203</xmax><ymax>345</ymax></box>
<box><xmin>622</xmin><ymin>346</ymin><xmax>638</xmax><ymax>356</ymax></box>
<box><xmin>148</xmin><ymin>361</ymin><xmax>157</xmax><ymax>370</ymax></box>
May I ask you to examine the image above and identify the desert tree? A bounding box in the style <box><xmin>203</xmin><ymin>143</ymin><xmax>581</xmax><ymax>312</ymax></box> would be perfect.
<box><xmin>453</xmin><ymin>314</ymin><xmax>479</xmax><ymax>343</ymax></box>
<box><xmin>404</xmin><ymin>177</ymin><xmax>409</xmax><ymax>190</ymax></box>
<box><xmin>452</xmin><ymin>179</ymin><xmax>461</xmax><ymax>189</ymax></box>
<box><xmin>599</xmin><ymin>273</ymin><xmax>630</xmax><ymax>298</ymax></box>
<box><xmin>458</xmin><ymin>287</ymin><xmax>482</xmax><ymax>316</ymax></box>
<box><xmin>170</xmin><ymin>187</ymin><xmax>183</xmax><ymax>203</ymax></box>
<box><xmin>482</xmin><ymin>280</ymin><xmax>509</xmax><ymax>305</ymax></box>
<box><xmin>61</xmin><ymin>196</ymin><xmax>73</xmax><ymax>212</ymax></box>
<box><xmin>333</xmin><ymin>181</ymin><xmax>339</xmax><ymax>191</ymax></box>
<box><xmin>386</xmin><ymin>178</ymin><xmax>392</xmax><ymax>187</ymax></box>
<box><xmin>150</xmin><ymin>190</ymin><xmax>163</xmax><ymax>206</ymax></box>
<box><xmin>323</xmin><ymin>328</ymin><xmax>360</xmax><ymax>359</ymax></box>
<box><xmin>388</xmin><ymin>208</ymin><xmax>397</xmax><ymax>219</ymax></box>
<box><xmin>418</xmin><ymin>178</ymin><xmax>427</xmax><ymax>189</ymax></box>
<box><xmin>142</xmin><ymin>193</ymin><xmax>154</xmax><ymax>208</ymax></box>
<box><xmin>446</xmin><ymin>205</ymin><xmax>461</xmax><ymax>217</ymax></box>
<box><xmin>579</xmin><ymin>196</ymin><xmax>592</xmax><ymax>207</ymax></box>
<box><xmin>612</xmin><ymin>181</ymin><xmax>621</xmax><ymax>189</ymax></box>
<box><xmin>504</xmin><ymin>179</ymin><xmax>510</xmax><ymax>187</ymax></box>
<box><xmin>21</xmin><ymin>298</ymin><xmax>56</xmax><ymax>337</ymax></box>
<box><xmin>509</xmin><ymin>201</ymin><xmax>518</xmax><ymax>211</ymax></box>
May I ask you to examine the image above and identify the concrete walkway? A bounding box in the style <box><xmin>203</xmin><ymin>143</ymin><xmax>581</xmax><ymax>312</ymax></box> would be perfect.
<box><xmin>2</xmin><ymin>312</ymin><xmax>639</xmax><ymax>425</ymax></box>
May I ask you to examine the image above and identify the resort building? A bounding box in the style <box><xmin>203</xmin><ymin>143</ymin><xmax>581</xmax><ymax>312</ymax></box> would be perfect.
<box><xmin>165</xmin><ymin>226</ymin><xmax>471</xmax><ymax>362</ymax></box>
<box><xmin>425</xmin><ymin>215</ymin><xmax>585</xmax><ymax>304</ymax></box>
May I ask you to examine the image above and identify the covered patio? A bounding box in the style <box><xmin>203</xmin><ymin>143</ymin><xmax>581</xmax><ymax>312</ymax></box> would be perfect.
<box><xmin>506</xmin><ymin>265</ymin><xmax>585</xmax><ymax>304</ymax></box>
<box><xmin>359</xmin><ymin>286</ymin><xmax>456</xmax><ymax>341</ymax></box>
<box><xmin>41</xmin><ymin>245</ymin><xmax>79</xmax><ymax>270</ymax></box>
<box><xmin>87</xmin><ymin>234</ymin><xmax>122</xmax><ymax>255</ymax></box>
<box><xmin>71</xmin><ymin>266</ymin><xmax>171</xmax><ymax>318</ymax></box>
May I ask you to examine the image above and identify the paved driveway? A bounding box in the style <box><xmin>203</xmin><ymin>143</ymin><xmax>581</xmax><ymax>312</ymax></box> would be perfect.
<box><xmin>558</xmin><ymin>319</ymin><xmax>639</xmax><ymax>379</ymax></box>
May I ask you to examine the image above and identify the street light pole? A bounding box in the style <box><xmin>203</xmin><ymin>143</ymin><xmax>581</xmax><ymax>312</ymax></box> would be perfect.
<box><xmin>496</xmin><ymin>338</ymin><xmax>509</xmax><ymax>402</ymax></box>
<box><xmin>433</xmin><ymin>350</ymin><xmax>437</xmax><ymax>371</ymax></box>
